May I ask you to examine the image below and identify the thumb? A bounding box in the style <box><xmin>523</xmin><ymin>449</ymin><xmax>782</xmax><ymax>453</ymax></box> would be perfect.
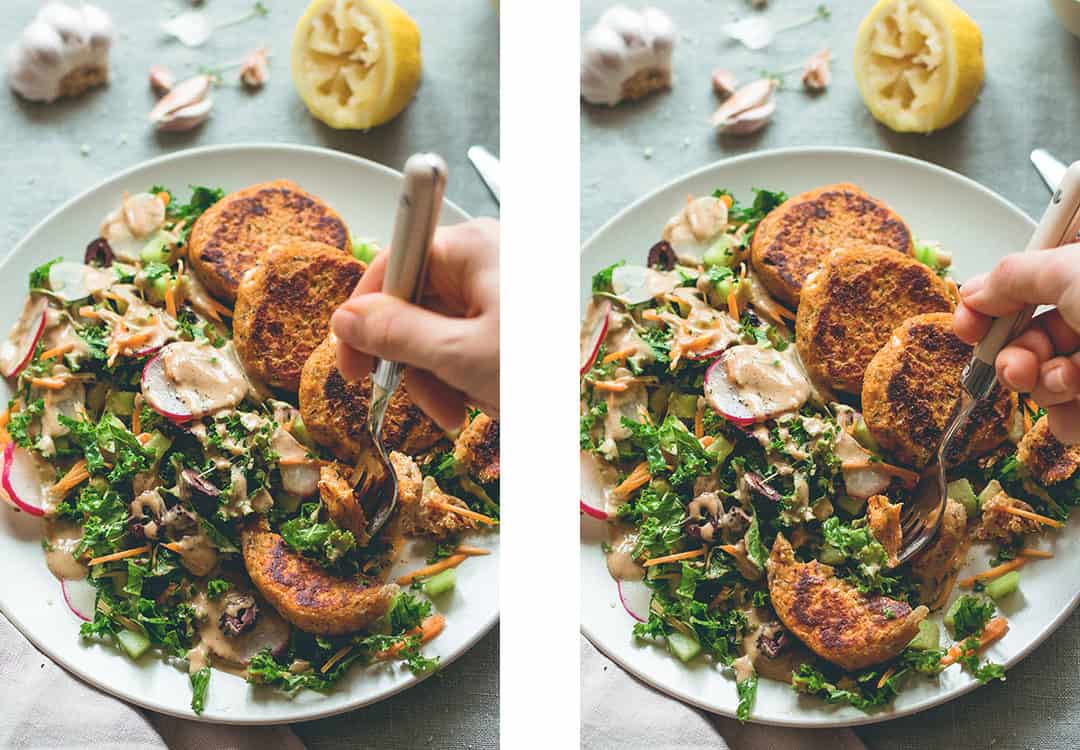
<box><xmin>960</xmin><ymin>245</ymin><xmax>1080</xmax><ymax>330</ymax></box>
<box><xmin>331</xmin><ymin>293</ymin><xmax>475</xmax><ymax>376</ymax></box>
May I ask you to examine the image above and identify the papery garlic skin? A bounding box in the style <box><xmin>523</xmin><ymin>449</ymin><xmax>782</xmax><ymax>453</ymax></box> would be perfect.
<box><xmin>6</xmin><ymin>3</ymin><xmax>113</xmax><ymax>103</ymax></box>
<box><xmin>711</xmin><ymin>69</ymin><xmax>738</xmax><ymax>98</ymax></box>
<box><xmin>239</xmin><ymin>47</ymin><xmax>270</xmax><ymax>89</ymax></box>
<box><xmin>802</xmin><ymin>48</ymin><xmax>832</xmax><ymax>91</ymax></box>
<box><xmin>581</xmin><ymin>5</ymin><xmax>676</xmax><ymax>106</ymax></box>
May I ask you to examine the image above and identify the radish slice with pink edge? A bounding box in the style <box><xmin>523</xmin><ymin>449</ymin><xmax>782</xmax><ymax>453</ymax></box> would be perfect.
<box><xmin>703</xmin><ymin>354</ymin><xmax>758</xmax><ymax>426</ymax></box>
<box><xmin>610</xmin><ymin>265</ymin><xmax>679</xmax><ymax>305</ymax></box>
<box><xmin>2</xmin><ymin>441</ymin><xmax>46</xmax><ymax>516</ymax></box>
<box><xmin>580</xmin><ymin>499</ymin><xmax>609</xmax><ymax>520</ymax></box>
<box><xmin>280</xmin><ymin>463</ymin><xmax>320</xmax><ymax>497</ymax></box>
<box><xmin>61</xmin><ymin>578</ymin><xmax>96</xmax><ymax>621</ymax></box>
<box><xmin>616</xmin><ymin>578</ymin><xmax>649</xmax><ymax>623</ymax></box>
<box><xmin>0</xmin><ymin>295</ymin><xmax>48</xmax><ymax>378</ymax></box>
<box><xmin>141</xmin><ymin>351</ymin><xmax>194</xmax><ymax>422</ymax></box>
<box><xmin>580</xmin><ymin>300</ymin><xmax>610</xmax><ymax>375</ymax></box>
<box><xmin>47</xmin><ymin>262</ymin><xmax>114</xmax><ymax>302</ymax></box>
<box><xmin>704</xmin><ymin>344</ymin><xmax>809</xmax><ymax>426</ymax></box>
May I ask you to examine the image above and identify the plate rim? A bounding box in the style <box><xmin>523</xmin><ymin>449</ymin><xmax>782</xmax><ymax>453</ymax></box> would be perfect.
<box><xmin>0</xmin><ymin>142</ymin><xmax>498</xmax><ymax>726</ymax></box>
<box><xmin>578</xmin><ymin>145</ymin><xmax>1078</xmax><ymax>728</ymax></box>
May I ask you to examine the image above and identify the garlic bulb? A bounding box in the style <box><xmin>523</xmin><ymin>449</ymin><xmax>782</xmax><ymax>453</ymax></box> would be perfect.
<box><xmin>581</xmin><ymin>5</ymin><xmax>676</xmax><ymax>107</ymax></box>
<box><xmin>6</xmin><ymin>3</ymin><xmax>113</xmax><ymax>103</ymax></box>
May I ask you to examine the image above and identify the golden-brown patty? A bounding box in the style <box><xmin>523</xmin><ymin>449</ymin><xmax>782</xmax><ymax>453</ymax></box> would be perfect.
<box><xmin>188</xmin><ymin>179</ymin><xmax>350</xmax><ymax>303</ymax></box>
<box><xmin>453</xmin><ymin>412</ymin><xmax>500</xmax><ymax>484</ymax></box>
<box><xmin>298</xmin><ymin>335</ymin><xmax>443</xmax><ymax>462</ymax></box>
<box><xmin>1017</xmin><ymin>415</ymin><xmax>1080</xmax><ymax>485</ymax></box>
<box><xmin>796</xmin><ymin>244</ymin><xmax>956</xmax><ymax>393</ymax></box>
<box><xmin>240</xmin><ymin>518</ymin><xmax>397</xmax><ymax>636</ymax></box>
<box><xmin>751</xmin><ymin>183</ymin><xmax>914</xmax><ymax>306</ymax></box>
<box><xmin>862</xmin><ymin>312</ymin><xmax>1016</xmax><ymax>468</ymax></box>
<box><xmin>233</xmin><ymin>241</ymin><xmax>364</xmax><ymax>392</ymax></box>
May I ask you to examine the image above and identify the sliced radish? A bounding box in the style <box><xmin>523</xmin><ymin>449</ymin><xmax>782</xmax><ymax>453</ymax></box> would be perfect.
<box><xmin>843</xmin><ymin>466</ymin><xmax>891</xmax><ymax>499</ymax></box>
<box><xmin>2</xmin><ymin>442</ymin><xmax>45</xmax><ymax>516</ymax></box>
<box><xmin>580</xmin><ymin>300</ymin><xmax>610</xmax><ymax>375</ymax></box>
<box><xmin>141</xmin><ymin>351</ymin><xmax>193</xmax><ymax>421</ymax></box>
<box><xmin>0</xmin><ymin>296</ymin><xmax>48</xmax><ymax>378</ymax></box>
<box><xmin>61</xmin><ymin>578</ymin><xmax>96</xmax><ymax>622</ymax></box>
<box><xmin>704</xmin><ymin>355</ymin><xmax>757</xmax><ymax>426</ymax></box>
<box><xmin>616</xmin><ymin>579</ymin><xmax>648</xmax><ymax>623</ymax></box>
<box><xmin>273</xmin><ymin>427</ymin><xmax>321</xmax><ymax>497</ymax></box>
<box><xmin>611</xmin><ymin>265</ymin><xmax>679</xmax><ymax>305</ymax></box>
<box><xmin>47</xmin><ymin>262</ymin><xmax>114</xmax><ymax>302</ymax></box>
<box><xmin>580</xmin><ymin>499</ymin><xmax>609</xmax><ymax>520</ymax></box>
<box><xmin>130</xmin><ymin>344</ymin><xmax>163</xmax><ymax>359</ymax></box>
<box><xmin>704</xmin><ymin>345</ymin><xmax>809</xmax><ymax>426</ymax></box>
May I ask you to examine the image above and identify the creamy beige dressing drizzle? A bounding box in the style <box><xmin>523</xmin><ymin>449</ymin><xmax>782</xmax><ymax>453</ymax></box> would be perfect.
<box><xmin>687</xmin><ymin>491</ymin><xmax>722</xmax><ymax>543</ymax></box>
<box><xmin>662</xmin><ymin>196</ymin><xmax>729</xmax><ymax>258</ymax></box>
<box><xmin>601</xmin><ymin>367</ymin><xmax>648</xmax><ymax>455</ymax></box>
<box><xmin>161</xmin><ymin>342</ymin><xmax>248</xmax><ymax>415</ymax></box>
<box><xmin>740</xmin><ymin>607</ymin><xmax>807</xmax><ymax>684</ymax></box>
<box><xmin>174</xmin><ymin>532</ymin><xmax>219</xmax><ymax>577</ymax></box>
<box><xmin>606</xmin><ymin>525</ymin><xmax>645</xmax><ymax>581</ymax></box>
<box><xmin>722</xmin><ymin>344</ymin><xmax>810</xmax><ymax>418</ymax></box>
<box><xmin>189</xmin><ymin>587</ymin><xmax>290</xmax><ymax>670</ymax></box>
<box><xmin>42</xmin><ymin>517</ymin><xmax>87</xmax><ymax>580</ymax></box>
<box><xmin>604</xmin><ymin>310</ymin><xmax>655</xmax><ymax>366</ymax></box>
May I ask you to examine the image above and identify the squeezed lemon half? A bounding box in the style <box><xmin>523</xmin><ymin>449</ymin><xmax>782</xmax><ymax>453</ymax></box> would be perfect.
<box><xmin>854</xmin><ymin>0</ymin><xmax>984</xmax><ymax>133</ymax></box>
<box><xmin>292</xmin><ymin>0</ymin><xmax>422</xmax><ymax>130</ymax></box>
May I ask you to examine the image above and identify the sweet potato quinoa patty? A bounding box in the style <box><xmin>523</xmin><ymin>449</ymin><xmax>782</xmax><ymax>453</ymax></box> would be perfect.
<box><xmin>751</xmin><ymin>183</ymin><xmax>914</xmax><ymax>306</ymax></box>
<box><xmin>187</xmin><ymin>179</ymin><xmax>350</xmax><ymax>303</ymax></box>
<box><xmin>796</xmin><ymin>243</ymin><xmax>956</xmax><ymax>394</ymax></box>
<box><xmin>233</xmin><ymin>241</ymin><xmax>365</xmax><ymax>392</ymax></box>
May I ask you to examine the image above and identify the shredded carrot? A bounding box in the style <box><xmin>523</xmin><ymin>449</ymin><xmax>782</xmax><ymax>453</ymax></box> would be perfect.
<box><xmin>320</xmin><ymin>644</ymin><xmax>354</xmax><ymax>674</ymax></box>
<box><xmin>643</xmin><ymin>547</ymin><xmax>707</xmax><ymax>568</ymax></box>
<box><xmin>203</xmin><ymin>294</ymin><xmax>234</xmax><ymax>319</ymax></box>
<box><xmin>88</xmin><ymin>545</ymin><xmax>152</xmax><ymax>566</ymax></box>
<box><xmin>131</xmin><ymin>404</ymin><xmax>141</xmax><ymax>436</ymax></box>
<box><xmin>164</xmin><ymin>281</ymin><xmax>177</xmax><ymax>319</ymax></box>
<box><xmin>877</xmin><ymin>666</ymin><xmax>897</xmax><ymax>689</ymax></box>
<box><xmin>727</xmin><ymin>285</ymin><xmax>740</xmax><ymax>320</ymax></box>
<box><xmin>426</xmin><ymin>499</ymin><xmax>498</xmax><ymax>526</ymax></box>
<box><xmin>0</xmin><ymin>408</ymin><xmax>9</xmax><ymax>431</ymax></box>
<box><xmin>278</xmin><ymin>455</ymin><xmax>327</xmax><ymax>466</ymax></box>
<box><xmin>612</xmin><ymin>461</ymin><xmax>651</xmax><ymax>500</ymax></box>
<box><xmin>641</xmin><ymin>309</ymin><xmax>662</xmax><ymax>322</ymax></box>
<box><xmin>161</xmin><ymin>541</ymin><xmax>183</xmax><ymax>554</ymax></box>
<box><xmin>453</xmin><ymin>545</ymin><xmax>491</xmax><ymax>557</ymax></box>
<box><xmin>958</xmin><ymin>556</ymin><xmax>1028</xmax><ymax>589</ymax></box>
<box><xmin>591</xmin><ymin>380</ymin><xmax>629</xmax><ymax>393</ymax></box>
<box><xmin>156</xmin><ymin>191</ymin><xmax>170</xmax><ymax>207</ymax></box>
<box><xmin>38</xmin><ymin>343</ymin><xmax>75</xmax><ymax>362</ymax></box>
<box><xmin>396</xmin><ymin>554</ymin><xmax>468</xmax><ymax>585</ymax></box>
<box><xmin>78</xmin><ymin>306</ymin><xmax>101</xmax><ymax>319</ymax></box>
<box><xmin>601</xmin><ymin>348</ymin><xmax>635</xmax><ymax>365</ymax></box>
<box><xmin>776</xmin><ymin>304</ymin><xmax>797</xmax><ymax>321</ymax></box>
<box><xmin>50</xmin><ymin>460</ymin><xmax>89</xmax><ymax>499</ymax></box>
<box><xmin>841</xmin><ymin>459</ymin><xmax>920</xmax><ymax>487</ymax></box>
<box><xmin>700</xmin><ymin>435</ymin><xmax>715</xmax><ymax>448</ymax></box>
<box><xmin>117</xmin><ymin>329</ymin><xmax>154</xmax><ymax>351</ymax></box>
<box><xmin>377</xmin><ymin>614</ymin><xmax>446</xmax><ymax>659</ymax></box>
<box><xmin>941</xmin><ymin>617</ymin><xmax>1009</xmax><ymax>666</ymax></box>
<box><xmin>136</xmin><ymin>432</ymin><xmax>152</xmax><ymax>445</ymax></box>
<box><xmin>1023</xmin><ymin>405</ymin><xmax>1033</xmax><ymax>434</ymax></box>
<box><xmin>31</xmin><ymin>376</ymin><xmax>69</xmax><ymax>390</ymax></box>
<box><xmin>719</xmin><ymin>193</ymin><xmax>734</xmax><ymax>209</ymax></box>
<box><xmin>694</xmin><ymin>400</ymin><xmax>705</xmax><ymax>438</ymax></box>
<box><xmin>682</xmin><ymin>333</ymin><xmax>716</xmax><ymax>353</ymax></box>
<box><xmin>998</xmin><ymin>504</ymin><xmax>1063</xmax><ymax>528</ymax></box>
<box><xmin>1019</xmin><ymin>547</ymin><xmax>1053</xmax><ymax>559</ymax></box>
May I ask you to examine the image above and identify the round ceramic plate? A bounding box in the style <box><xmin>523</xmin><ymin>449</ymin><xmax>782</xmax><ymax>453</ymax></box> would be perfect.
<box><xmin>0</xmin><ymin>144</ymin><xmax>499</xmax><ymax>725</ymax></box>
<box><xmin>580</xmin><ymin>146</ymin><xmax>1079</xmax><ymax>727</ymax></box>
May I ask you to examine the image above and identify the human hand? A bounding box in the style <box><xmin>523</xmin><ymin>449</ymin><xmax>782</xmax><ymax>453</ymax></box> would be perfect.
<box><xmin>330</xmin><ymin>218</ymin><xmax>500</xmax><ymax>432</ymax></box>
<box><xmin>954</xmin><ymin>244</ymin><xmax>1080</xmax><ymax>443</ymax></box>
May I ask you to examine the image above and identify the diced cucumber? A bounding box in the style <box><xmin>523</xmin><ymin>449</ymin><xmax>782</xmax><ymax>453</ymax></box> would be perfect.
<box><xmin>835</xmin><ymin>494</ymin><xmax>866</xmax><ymax>516</ymax></box>
<box><xmin>143</xmin><ymin>431</ymin><xmax>172</xmax><ymax>461</ymax></box>
<box><xmin>943</xmin><ymin>598</ymin><xmax>962</xmax><ymax>635</ymax></box>
<box><xmin>649</xmin><ymin>386</ymin><xmax>672</xmax><ymax>418</ymax></box>
<box><xmin>148</xmin><ymin>274</ymin><xmax>172</xmax><ymax>303</ymax></box>
<box><xmin>277</xmin><ymin>492</ymin><xmax>302</xmax><ymax>514</ymax></box>
<box><xmin>852</xmin><ymin>418</ymin><xmax>881</xmax><ymax>453</ymax></box>
<box><xmin>984</xmin><ymin>570</ymin><xmax>1020</xmax><ymax>601</ymax></box>
<box><xmin>105</xmin><ymin>390</ymin><xmax>136</xmax><ymax>416</ymax></box>
<box><xmin>648</xmin><ymin>478</ymin><xmax>673</xmax><ymax>495</ymax></box>
<box><xmin>818</xmin><ymin>543</ymin><xmax>846</xmax><ymax>565</ymax></box>
<box><xmin>907</xmin><ymin>619</ymin><xmax>940</xmax><ymax>651</ymax></box>
<box><xmin>706</xmin><ymin>434</ymin><xmax>734</xmax><ymax>464</ymax></box>
<box><xmin>86</xmin><ymin>382</ymin><xmax>108</xmax><ymax>416</ymax></box>
<box><xmin>703</xmin><ymin>235</ymin><xmax>737</xmax><ymax>268</ymax></box>
<box><xmin>666</xmin><ymin>631</ymin><xmax>702</xmax><ymax>663</ymax></box>
<box><xmin>667</xmin><ymin>393</ymin><xmax>698</xmax><ymax>420</ymax></box>
<box><xmin>290</xmin><ymin>415</ymin><xmax>315</xmax><ymax>449</ymax></box>
<box><xmin>140</xmin><ymin>231</ymin><xmax>176</xmax><ymax>265</ymax></box>
<box><xmin>978</xmin><ymin>480</ymin><xmax>1003</xmax><ymax>510</ymax></box>
<box><xmin>116</xmin><ymin>628</ymin><xmax>150</xmax><ymax>660</ymax></box>
<box><xmin>351</xmin><ymin>239</ymin><xmax>378</xmax><ymax>263</ymax></box>
<box><xmin>947</xmin><ymin>478</ymin><xmax>978</xmax><ymax>519</ymax></box>
<box><xmin>421</xmin><ymin>568</ymin><xmax>457</xmax><ymax>597</ymax></box>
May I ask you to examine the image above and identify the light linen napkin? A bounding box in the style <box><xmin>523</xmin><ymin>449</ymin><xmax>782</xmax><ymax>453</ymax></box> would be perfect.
<box><xmin>0</xmin><ymin>612</ymin><xmax>305</xmax><ymax>750</ymax></box>
<box><xmin>581</xmin><ymin>637</ymin><xmax>867</xmax><ymax>750</ymax></box>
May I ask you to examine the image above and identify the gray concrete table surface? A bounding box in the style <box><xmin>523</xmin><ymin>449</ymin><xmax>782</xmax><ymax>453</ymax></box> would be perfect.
<box><xmin>581</xmin><ymin>1</ymin><xmax>1080</xmax><ymax>748</ymax></box>
<box><xmin>0</xmin><ymin>1</ymin><xmax>499</xmax><ymax>749</ymax></box>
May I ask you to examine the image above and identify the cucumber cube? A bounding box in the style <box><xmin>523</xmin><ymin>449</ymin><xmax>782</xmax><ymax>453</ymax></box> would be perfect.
<box><xmin>984</xmin><ymin>570</ymin><xmax>1020</xmax><ymax>601</ymax></box>
<box><xmin>947</xmin><ymin>478</ymin><xmax>978</xmax><ymax>518</ymax></box>
<box><xmin>907</xmin><ymin>619</ymin><xmax>940</xmax><ymax>651</ymax></box>
<box><xmin>421</xmin><ymin>568</ymin><xmax>457</xmax><ymax>597</ymax></box>
<box><xmin>666</xmin><ymin>631</ymin><xmax>702</xmax><ymax>663</ymax></box>
<box><xmin>116</xmin><ymin>628</ymin><xmax>150</xmax><ymax>660</ymax></box>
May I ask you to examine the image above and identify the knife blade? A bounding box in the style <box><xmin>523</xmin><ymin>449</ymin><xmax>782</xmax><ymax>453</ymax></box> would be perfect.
<box><xmin>1031</xmin><ymin>148</ymin><xmax>1068</xmax><ymax>193</ymax></box>
<box><xmin>467</xmin><ymin>145</ymin><xmax>501</xmax><ymax>205</ymax></box>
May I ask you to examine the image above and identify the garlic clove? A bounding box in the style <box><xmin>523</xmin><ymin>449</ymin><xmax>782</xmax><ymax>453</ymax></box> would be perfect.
<box><xmin>149</xmin><ymin>65</ymin><xmax>175</xmax><ymax>96</ymax></box>
<box><xmin>711</xmin><ymin>69</ymin><xmax>738</xmax><ymax>98</ymax></box>
<box><xmin>802</xmin><ymin>48</ymin><xmax>832</xmax><ymax>92</ymax></box>
<box><xmin>716</xmin><ymin>98</ymin><xmax>775</xmax><ymax>135</ymax></box>
<box><xmin>710</xmin><ymin>78</ymin><xmax>776</xmax><ymax>127</ymax></box>
<box><xmin>239</xmin><ymin>47</ymin><xmax>269</xmax><ymax>88</ymax></box>
<box><xmin>155</xmin><ymin>97</ymin><xmax>213</xmax><ymax>132</ymax></box>
<box><xmin>148</xmin><ymin>74</ymin><xmax>211</xmax><ymax>123</ymax></box>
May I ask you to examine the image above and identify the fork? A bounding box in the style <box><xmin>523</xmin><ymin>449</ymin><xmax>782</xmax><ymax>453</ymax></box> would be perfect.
<box><xmin>898</xmin><ymin>161</ymin><xmax>1080</xmax><ymax>564</ymax></box>
<box><xmin>361</xmin><ymin>153</ymin><xmax>448</xmax><ymax>538</ymax></box>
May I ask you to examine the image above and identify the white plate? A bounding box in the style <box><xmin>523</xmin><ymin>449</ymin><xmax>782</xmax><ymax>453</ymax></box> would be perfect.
<box><xmin>580</xmin><ymin>146</ymin><xmax>1079</xmax><ymax>727</ymax></box>
<box><xmin>0</xmin><ymin>144</ymin><xmax>499</xmax><ymax>725</ymax></box>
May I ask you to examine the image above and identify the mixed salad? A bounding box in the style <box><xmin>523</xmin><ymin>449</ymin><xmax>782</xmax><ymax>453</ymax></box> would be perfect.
<box><xmin>579</xmin><ymin>188</ymin><xmax>1077</xmax><ymax>719</ymax></box>
<box><xmin>0</xmin><ymin>185</ymin><xmax>498</xmax><ymax>713</ymax></box>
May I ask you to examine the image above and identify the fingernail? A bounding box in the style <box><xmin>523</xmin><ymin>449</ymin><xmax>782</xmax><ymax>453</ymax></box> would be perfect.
<box><xmin>999</xmin><ymin>365</ymin><xmax>1018</xmax><ymax>391</ymax></box>
<box><xmin>1046</xmin><ymin>366</ymin><xmax>1068</xmax><ymax>393</ymax></box>
<box><xmin>331</xmin><ymin>309</ymin><xmax>358</xmax><ymax>339</ymax></box>
<box><xmin>960</xmin><ymin>273</ymin><xmax>986</xmax><ymax>298</ymax></box>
